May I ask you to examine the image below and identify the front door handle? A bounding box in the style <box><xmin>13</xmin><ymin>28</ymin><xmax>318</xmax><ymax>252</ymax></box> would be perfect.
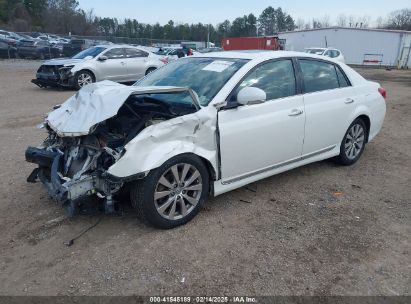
<box><xmin>345</xmin><ymin>98</ymin><xmax>355</xmax><ymax>104</ymax></box>
<box><xmin>289</xmin><ymin>109</ymin><xmax>304</xmax><ymax>117</ymax></box>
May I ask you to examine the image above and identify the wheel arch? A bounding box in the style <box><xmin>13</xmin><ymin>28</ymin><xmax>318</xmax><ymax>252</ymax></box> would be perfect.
<box><xmin>75</xmin><ymin>68</ymin><xmax>96</xmax><ymax>81</ymax></box>
<box><xmin>355</xmin><ymin>114</ymin><xmax>371</xmax><ymax>142</ymax></box>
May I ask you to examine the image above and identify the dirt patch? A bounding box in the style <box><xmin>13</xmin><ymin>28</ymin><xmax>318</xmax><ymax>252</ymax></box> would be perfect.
<box><xmin>0</xmin><ymin>61</ymin><xmax>409</xmax><ymax>296</ymax></box>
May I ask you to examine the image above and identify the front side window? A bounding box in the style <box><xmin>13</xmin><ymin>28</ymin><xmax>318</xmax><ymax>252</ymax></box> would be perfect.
<box><xmin>234</xmin><ymin>59</ymin><xmax>297</xmax><ymax>101</ymax></box>
<box><xmin>104</xmin><ymin>48</ymin><xmax>125</xmax><ymax>59</ymax></box>
<box><xmin>299</xmin><ymin>60</ymin><xmax>340</xmax><ymax>93</ymax></box>
<box><xmin>126</xmin><ymin>48</ymin><xmax>148</xmax><ymax>58</ymax></box>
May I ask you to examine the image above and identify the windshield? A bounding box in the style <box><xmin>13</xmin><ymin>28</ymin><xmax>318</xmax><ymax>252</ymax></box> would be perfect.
<box><xmin>72</xmin><ymin>46</ymin><xmax>106</xmax><ymax>59</ymax></box>
<box><xmin>135</xmin><ymin>57</ymin><xmax>248</xmax><ymax>106</ymax></box>
<box><xmin>305</xmin><ymin>49</ymin><xmax>325</xmax><ymax>55</ymax></box>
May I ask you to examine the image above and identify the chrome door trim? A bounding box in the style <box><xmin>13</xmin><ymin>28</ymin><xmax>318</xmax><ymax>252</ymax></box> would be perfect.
<box><xmin>221</xmin><ymin>145</ymin><xmax>336</xmax><ymax>185</ymax></box>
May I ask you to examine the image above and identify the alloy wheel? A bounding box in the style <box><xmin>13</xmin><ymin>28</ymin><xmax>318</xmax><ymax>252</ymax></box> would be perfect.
<box><xmin>344</xmin><ymin>124</ymin><xmax>365</xmax><ymax>160</ymax></box>
<box><xmin>154</xmin><ymin>163</ymin><xmax>203</xmax><ymax>220</ymax></box>
<box><xmin>77</xmin><ymin>73</ymin><xmax>93</xmax><ymax>87</ymax></box>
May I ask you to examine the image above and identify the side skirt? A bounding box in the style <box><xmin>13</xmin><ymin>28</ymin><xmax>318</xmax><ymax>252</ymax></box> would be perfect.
<box><xmin>213</xmin><ymin>145</ymin><xmax>340</xmax><ymax>197</ymax></box>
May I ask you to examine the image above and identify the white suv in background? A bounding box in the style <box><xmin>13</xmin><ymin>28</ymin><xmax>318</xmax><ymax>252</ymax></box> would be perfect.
<box><xmin>305</xmin><ymin>48</ymin><xmax>345</xmax><ymax>63</ymax></box>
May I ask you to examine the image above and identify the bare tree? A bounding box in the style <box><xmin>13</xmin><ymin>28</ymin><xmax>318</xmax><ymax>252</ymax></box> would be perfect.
<box><xmin>348</xmin><ymin>15</ymin><xmax>356</xmax><ymax>27</ymax></box>
<box><xmin>296</xmin><ymin>18</ymin><xmax>305</xmax><ymax>29</ymax></box>
<box><xmin>321</xmin><ymin>15</ymin><xmax>331</xmax><ymax>27</ymax></box>
<box><xmin>336</xmin><ymin>14</ymin><xmax>347</xmax><ymax>27</ymax></box>
<box><xmin>386</xmin><ymin>8</ymin><xmax>411</xmax><ymax>30</ymax></box>
<box><xmin>376</xmin><ymin>16</ymin><xmax>385</xmax><ymax>28</ymax></box>
<box><xmin>358</xmin><ymin>15</ymin><xmax>371</xmax><ymax>28</ymax></box>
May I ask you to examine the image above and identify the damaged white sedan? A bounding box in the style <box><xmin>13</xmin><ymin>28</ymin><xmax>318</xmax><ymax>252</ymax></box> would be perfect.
<box><xmin>26</xmin><ymin>51</ymin><xmax>387</xmax><ymax>229</ymax></box>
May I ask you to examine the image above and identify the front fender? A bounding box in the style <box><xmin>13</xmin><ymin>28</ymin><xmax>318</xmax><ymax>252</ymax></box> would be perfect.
<box><xmin>107</xmin><ymin>107</ymin><xmax>218</xmax><ymax>179</ymax></box>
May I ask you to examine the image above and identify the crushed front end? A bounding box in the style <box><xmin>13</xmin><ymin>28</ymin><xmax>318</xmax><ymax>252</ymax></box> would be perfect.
<box><xmin>25</xmin><ymin>126</ymin><xmax>124</xmax><ymax>216</ymax></box>
<box><xmin>32</xmin><ymin>64</ymin><xmax>76</xmax><ymax>88</ymax></box>
<box><xmin>25</xmin><ymin>82</ymin><xmax>202</xmax><ymax>216</ymax></box>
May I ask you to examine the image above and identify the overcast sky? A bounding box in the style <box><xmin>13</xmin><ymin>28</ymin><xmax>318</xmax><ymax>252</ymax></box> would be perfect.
<box><xmin>77</xmin><ymin>0</ymin><xmax>409</xmax><ymax>25</ymax></box>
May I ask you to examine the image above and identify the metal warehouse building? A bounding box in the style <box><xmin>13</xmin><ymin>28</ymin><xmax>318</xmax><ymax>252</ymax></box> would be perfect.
<box><xmin>279</xmin><ymin>27</ymin><xmax>411</xmax><ymax>68</ymax></box>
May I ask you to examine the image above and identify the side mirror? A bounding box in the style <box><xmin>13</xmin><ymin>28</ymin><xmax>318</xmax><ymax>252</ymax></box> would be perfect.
<box><xmin>98</xmin><ymin>55</ymin><xmax>108</xmax><ymax>61</ymax></box>
<box><xmin>237</xmin><ymin>87</ymin><xmax>267</xmax><ymax>106</ymax></box>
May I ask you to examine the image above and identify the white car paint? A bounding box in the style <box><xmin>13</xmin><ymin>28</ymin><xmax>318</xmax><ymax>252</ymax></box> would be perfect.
<box><xmin>305</xmin><ymin>47</ymin><xmax>346</xmax><ymax>63</ymax></box>
<box><xmin>42</xmin><ymin>45</ymin><xmax>165</xmax><ymax>84</ymax></box>
<box><xmin>38</xmin><ymin>51</ymin><xmax>386</xmax><ymax>210</ymax></box>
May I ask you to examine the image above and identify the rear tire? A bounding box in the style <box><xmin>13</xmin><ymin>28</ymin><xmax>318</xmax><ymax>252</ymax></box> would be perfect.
<box><xmin>336</xmin><ymin>118</ymin><xmax>367</xmax><ymax>166</ymax></box>
<box><xmin>130</xmin><ymin>154</ymin><xmax>209</xmax><ymax>229</ymax></box>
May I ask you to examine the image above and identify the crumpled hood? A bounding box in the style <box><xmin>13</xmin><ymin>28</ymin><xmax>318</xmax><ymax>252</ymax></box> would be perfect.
<box><xmin>42</xmin><ymin>58</ymin><xmax>86</xmax><ymax>66</ymax></box>
<box><xmin>47</xmin><ymin>81</ymin><xmax>200</xmax><ymax>137</ymax></box>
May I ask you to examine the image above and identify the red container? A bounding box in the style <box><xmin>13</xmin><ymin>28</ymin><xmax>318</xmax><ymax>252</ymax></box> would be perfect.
<box><xmin>221</xmin><ymin>36</ymin><xmax>280</xmax><ymax>51</ymax></box>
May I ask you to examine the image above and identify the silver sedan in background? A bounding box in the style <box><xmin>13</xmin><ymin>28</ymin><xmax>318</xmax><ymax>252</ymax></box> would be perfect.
<box><xmin>32</xmin><ymin>45</ymin><xmax>167</xmax><ymax>89</ymax></box>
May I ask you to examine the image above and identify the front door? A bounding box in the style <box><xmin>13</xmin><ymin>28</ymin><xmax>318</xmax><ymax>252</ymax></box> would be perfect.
<box><xmin>218</xmin><ymin>59</ymin><xmax>306</xmax><ymax>183</ymax></box>
<box><xmin>97</xmin><ymin>47</ymin><xmax>127</xmax><ymax>81</ymax></box>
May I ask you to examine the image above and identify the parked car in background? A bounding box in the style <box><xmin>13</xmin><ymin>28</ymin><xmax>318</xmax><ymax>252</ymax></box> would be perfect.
<box><xmin>17</xmin><ymin>39</ymin><xmax>60</xmax><ymax>59</ymax></box>
<box><xmin>197</xmin><ymin>47</ymin><xmax>224</xmax><ymax>53</ymax></box>
<box><xmin>305</xmin><ymin>48</ymin><xmax>345</xmax><ymax>63</ymax></box>
<box><xmin>26</xmin><ymin>51</ymin><xmax>386</xmax><ymax>228</ymax></box>
<box><xmin>32</xmin><ymin>45</ymin><xmax>165</xmax><ymax>89</ymax></box>
<box><xmin>0</xmin><ymin>39</ymin><xmax>17</xmax><ymax>58</ymax></box>
<box><xmin>154</xmin><ymin>48</ymin><xmax>180</xmax><ymax>61</ymax></box>
<box><xmin>62</xmin><ymin>39</ymin><xmax>94</xmax><ymax>57</ymax></box>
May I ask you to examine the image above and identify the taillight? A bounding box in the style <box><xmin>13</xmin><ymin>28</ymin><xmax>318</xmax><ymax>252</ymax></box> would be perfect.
<box><xmin>378</xmin><ymin>87</ymin><xmax>387</xmax><ymax>100</ymax></box>
<box><xmin>160</xmin><ymin>57</ymin><xmax>169</xmax><ymax>64</ymax></box>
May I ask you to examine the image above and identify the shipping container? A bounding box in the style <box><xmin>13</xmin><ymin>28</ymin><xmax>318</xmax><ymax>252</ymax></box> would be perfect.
<box><xmin>221</xmin><ymin>36</ymin><xmax>282</xmax><ymax>51</ymax></box>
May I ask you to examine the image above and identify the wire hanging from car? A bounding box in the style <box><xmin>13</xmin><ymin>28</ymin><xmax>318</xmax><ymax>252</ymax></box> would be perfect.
<box><xmin>64</xmin><ymin>216</ymin><xmax>103</xmax><ymax>247</ymax></box>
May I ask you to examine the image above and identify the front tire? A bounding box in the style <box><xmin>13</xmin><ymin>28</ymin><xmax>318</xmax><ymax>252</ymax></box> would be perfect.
<box><xmin>130</xmin><ymin>154</ymin><xmax>209</xmax><ymax>229</ymax></box>
<box><xmin>74</xmin><ymin>70</ymin><xmax>95</xmax><ymax>90</ymax></box>
<box><xmin>336</xmin><ymin>118</ymin><xmax>367</xmax><ymax>166</ymax></box>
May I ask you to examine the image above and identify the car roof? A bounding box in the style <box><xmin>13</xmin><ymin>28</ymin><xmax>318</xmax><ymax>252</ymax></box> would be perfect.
<box><xmin>194</xmin><ymin>50</ymin><xmax>339</xmax><ymax>61</ymax></box>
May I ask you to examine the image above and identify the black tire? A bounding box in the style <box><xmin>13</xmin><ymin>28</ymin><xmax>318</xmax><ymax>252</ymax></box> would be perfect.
<box><xmin>130</xmin><ymin>154</ymin><xmax>209</xmax><ymax>229</ymax></box>
<box><xmin>145</xmin><ymin>67</ymin><xmax>157</xmax><ymax>75</ymax></box>
<box><xmin>74</xmin><ymin>70</ymin><xmax>95</xmax><ymax>90</ymax></box>
<box><xmin>336</xmin><ymin>118</ymin><xmax>367</xmax><ymax>166</ymax></box>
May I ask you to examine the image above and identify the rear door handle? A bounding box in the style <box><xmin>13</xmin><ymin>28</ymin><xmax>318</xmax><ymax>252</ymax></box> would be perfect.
<box><xmin>345</xmin><ymin>98</ymin><xmax>355</xmax><ymax>104</ymax></box>
<box><xmin>289</xmin><ymin>109</ymin><xmax>304</xmax><ymax>117</ymax></box>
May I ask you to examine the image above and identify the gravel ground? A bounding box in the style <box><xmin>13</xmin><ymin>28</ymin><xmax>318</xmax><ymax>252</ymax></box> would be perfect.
<box><xmin>0</xmin><ymin>60</ymin><xmax>409</xmax><ymax>296</ymax></box>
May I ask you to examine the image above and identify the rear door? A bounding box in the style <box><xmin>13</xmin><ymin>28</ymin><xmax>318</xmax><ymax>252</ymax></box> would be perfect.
<box><xmin>298</xmin><ymin>58</ymin><xmax>356</xmax><ymax>155</ymax></box>
<box><xmin>97</xmin><ymin>47</ymin><xmax>127</xmax><ymax>81</ymax></box>
<box><xmin>124</xmin><ymin>48</ymin><xmax>150</xmax><ymax>81</ymax></box>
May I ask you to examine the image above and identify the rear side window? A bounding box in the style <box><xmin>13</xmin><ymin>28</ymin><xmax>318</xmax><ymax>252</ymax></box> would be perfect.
<box><xmin>336</xmin><ymin>67</ymin><xmax>350</xmax><ymax>88</ymax></box>
<box><xmin>126</xmin><ymin>48</ymin><xmax>148</xmax><ymax>58</ymax></box>
<box><xmin>300</xmin><ymin>60</ymin><xmax>340</xmax><ymax>93</ymax></box>
<box><xmin>234</xmin><ymin>59</ymin><xmax>297</xmax><ymax>101</ymax></box>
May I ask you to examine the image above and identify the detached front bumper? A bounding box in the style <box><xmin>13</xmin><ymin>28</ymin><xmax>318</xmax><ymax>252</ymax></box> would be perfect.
<box><xmin>25</xmin><ymin>147</ymin><xmax>121</xmax><ymax>216</ymax></box>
